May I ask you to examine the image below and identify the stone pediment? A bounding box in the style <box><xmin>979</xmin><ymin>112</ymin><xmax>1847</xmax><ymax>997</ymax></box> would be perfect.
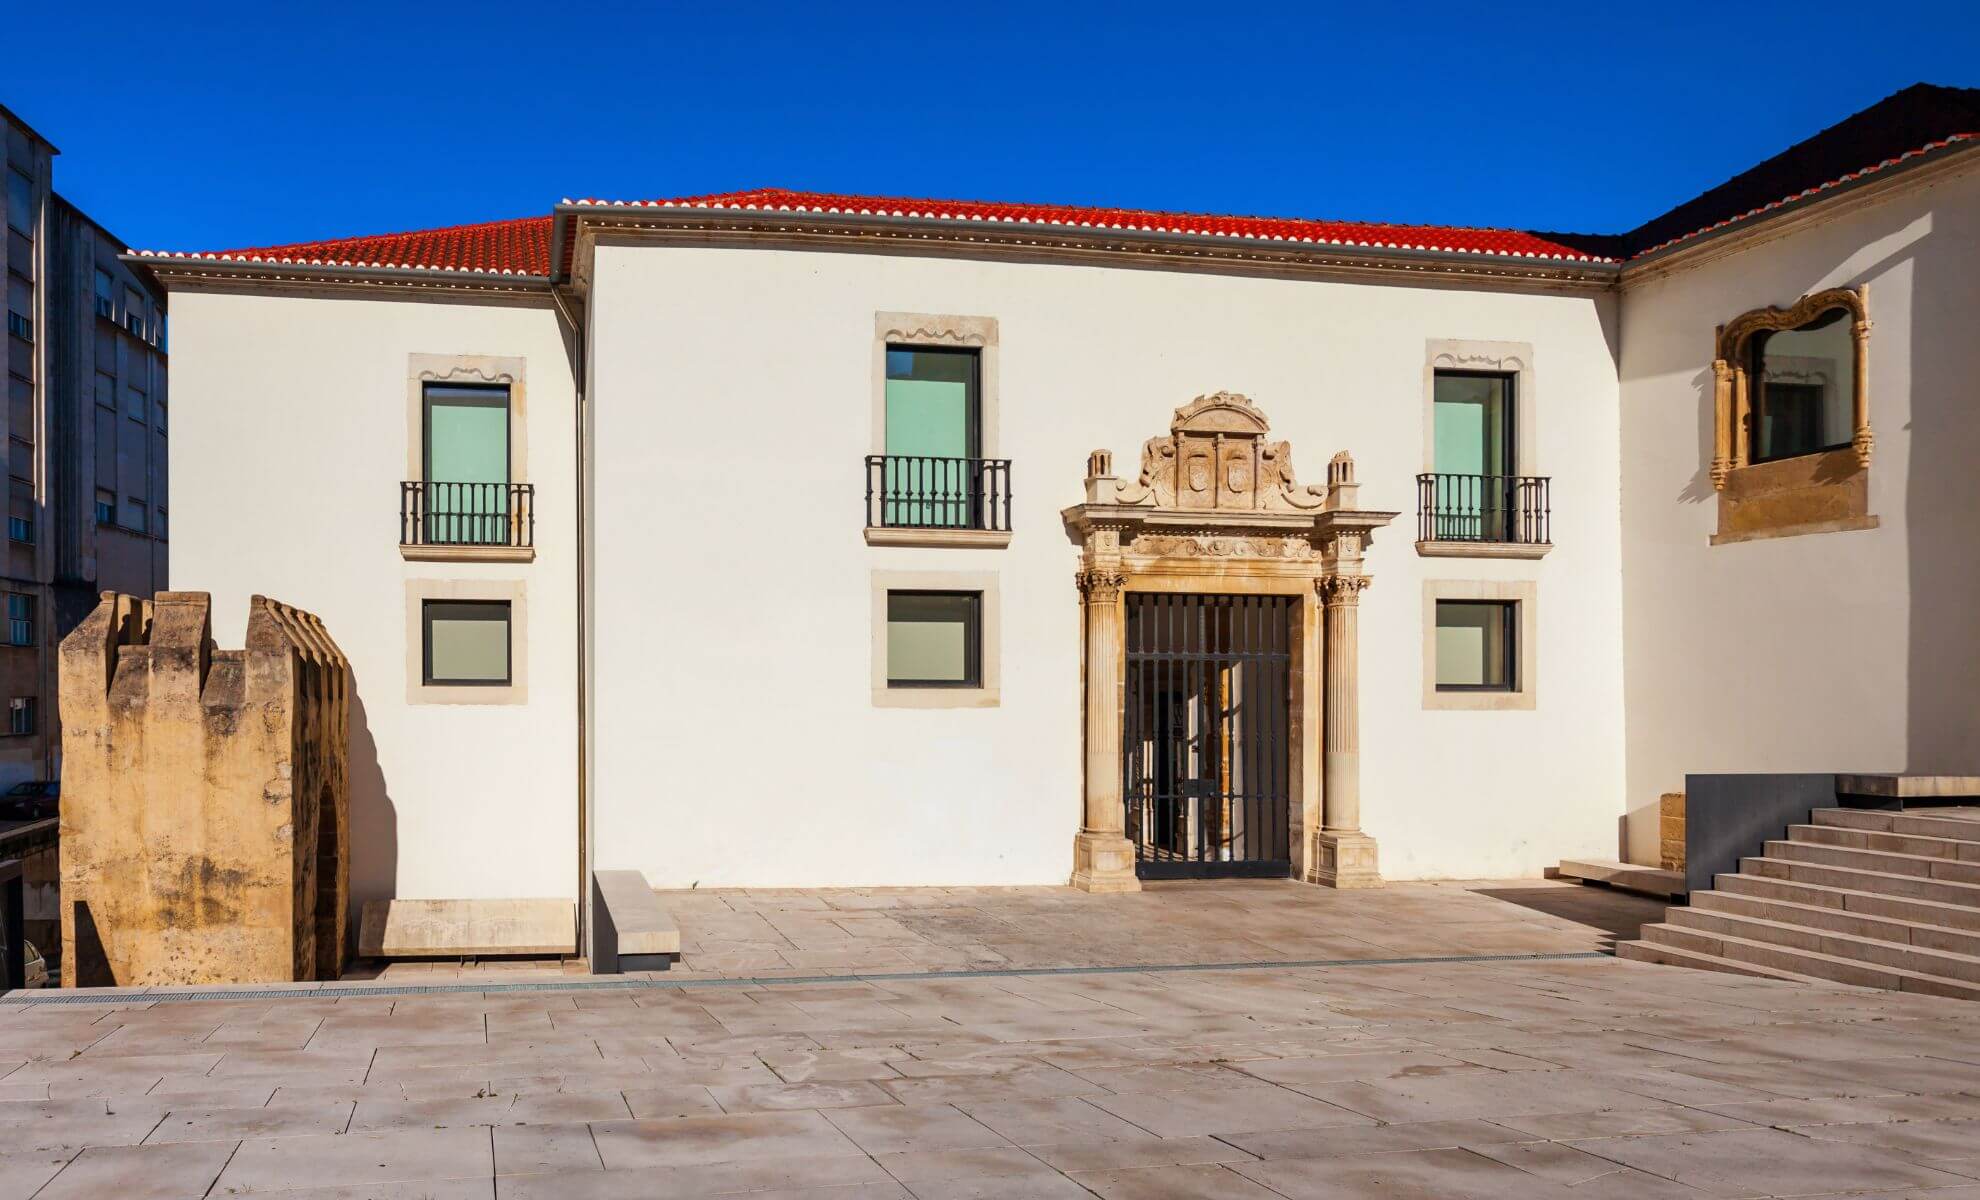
<box><xmin>1113</xmin><ymin>392</ymin><xmax>1325</xmax><ymax>513</ymax></box>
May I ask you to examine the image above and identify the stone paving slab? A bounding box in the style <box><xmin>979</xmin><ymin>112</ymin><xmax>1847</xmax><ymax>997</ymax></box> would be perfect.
<box><xmin>1</xmin><ymin>881</ymin><xmax>1977</xmax><ymax>1195</ymax></box>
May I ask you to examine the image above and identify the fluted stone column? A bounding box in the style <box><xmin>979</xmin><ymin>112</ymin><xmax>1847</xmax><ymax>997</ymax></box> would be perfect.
<box><xmin>1071</xmin><ymin>566</ymin><xmax>1140</xmax><ymax>893</ymax></box>
<box><xmin>1309</xmin><ymin>571</ymin><xmax>1382</xmax><ymax>888</ymax></box>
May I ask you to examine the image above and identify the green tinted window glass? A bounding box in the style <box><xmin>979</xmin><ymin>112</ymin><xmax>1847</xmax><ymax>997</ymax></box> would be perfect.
<box><xmin>1432</xmin><ymin>372</ymin><xmax>1511</xmax><ymax>476</ymax></box>
<box><xmin>424</xmin><ymin>385</ymin><xmax>510</xmax><ymax>545</ymax></box>
<box><xmin>883</xmin><ymin>349</ymin><xmax>977</xmax><ymax>526</ymax></box>
<box><xmin>886</xmin><ymin>591</ymin><xmax>980</xmax><ymax>687</ymax></box>
<box><xmin>424</xmin><ymin>600</ymin><xmax>510</xmax><ymax>685</ymax></box>
<box><xmin>1435</xmin><ymin>600</ymin><xmax>1515</xmax><ymax>690</ymax></box>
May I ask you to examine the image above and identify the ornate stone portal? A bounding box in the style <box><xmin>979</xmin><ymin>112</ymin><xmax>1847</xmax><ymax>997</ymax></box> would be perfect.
<box><xmin>1062</xmin><ymin>393</ymin><xmax>1397</xmax><ymax>892</ymax></box>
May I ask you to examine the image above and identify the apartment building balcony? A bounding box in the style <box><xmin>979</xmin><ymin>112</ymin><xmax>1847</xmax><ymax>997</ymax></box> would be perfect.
<box><xmin>1415</xmin><ymin>472</ymin><xmax>1551</xmax><ymax>558</ymax></box>
<box><xmin>399</xmin><ymin>481</ymin><xmax>535</xmax><ymax>562</ymax></box>
<box><xmin>863</xmin><ymin>455</ymin><xmax>1013</xmax><ymax>548</ymax></box>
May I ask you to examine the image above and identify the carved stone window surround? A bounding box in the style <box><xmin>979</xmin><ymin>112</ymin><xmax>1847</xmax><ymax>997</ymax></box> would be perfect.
<box><xmin>404</xmin><ymin>577</ymin><xmax>529</xmax><ymax>706</ymax></box>
<box><xmin>1708</xmin><ymin>288</ymin><xmax>1877</xmax><ymax>545</ymax></box>
<box><xmin>1422</xmin><ymin>578</ymin><xmax>1537</xmax><ymax>711</ymax></box>
<box><xmin>867</xmin><ymin>313</ymin><xmax>1006</xmax><ymax>550</ymax></box>
<box><xmin>403</xmin><ymin>353</ymin><xmax>533</xmax><ymax>564</ymax></box>
<box><xmin>1419</xmin><ymin>340</ymin><xmax>1546</xmax><ymax>559</ymax></box>
<box><xmin>869</xmin><ymin>569</ymin><xmax>1001</xmax><ymax>709</ymax></box>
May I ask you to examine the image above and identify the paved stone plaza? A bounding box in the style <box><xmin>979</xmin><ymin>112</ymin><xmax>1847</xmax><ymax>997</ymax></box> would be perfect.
<box><xmin>5</xmin><ymin>881</ymin><xmax>1980</xmax><ymax>1197</ymax></box>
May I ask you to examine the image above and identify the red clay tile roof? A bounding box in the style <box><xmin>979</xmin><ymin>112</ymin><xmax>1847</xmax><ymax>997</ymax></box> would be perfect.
<box><xmin>127</xmin><ymin>84</ymin><xmax>1980</xmax><ymax>279</ymax></box>
<box><xmin>134</xmin><ymin>214</ymin><xmax>554</xmax><ymax>276</ymax></box>
<box><xmin>565</xmin><ymin>186</ymin><xmax>1616</xmax><ymax>263</ymax></box>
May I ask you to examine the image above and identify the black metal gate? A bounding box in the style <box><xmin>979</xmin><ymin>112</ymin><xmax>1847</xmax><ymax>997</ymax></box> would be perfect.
<box><xmin>1123</xmin><ymin>593</ymin><xmax>1293</xmax><ymax>878</ymax></box>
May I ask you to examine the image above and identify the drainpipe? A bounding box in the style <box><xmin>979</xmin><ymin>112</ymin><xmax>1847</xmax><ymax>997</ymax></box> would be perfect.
<box><xmin>549</xmin><ymin>285</ymin><xmax>589</xmax><ymax>958</ymax></box>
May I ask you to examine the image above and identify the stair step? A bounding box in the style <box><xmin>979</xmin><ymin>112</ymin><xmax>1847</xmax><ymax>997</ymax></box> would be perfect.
<box><xmin>1743</xmin><ymin>855</ymin><xmax>1980</xmax><ymax>908</ymax></box>
<box><xmin>1667</xmin><ymin>905</ymin><xmax>1980</xmax><ymax>983</ymax></box>
<box><xmin>1711</xmin><ymin>873</ymin><xmax>1980</xmax><ymax>935</ymax></box>
<box><xmin>1814</xmin><ymin>807</ymin><xmax>1897</xmax><ymax>832</ymax></box>
<box><xmin>1615</xmin><ymin>938</ymin><xmax>1831</xmax><ymax>985</ymax></box>
<box><xmin>1814</xmin><ymin>806</ymin><xmax>1980</xmax><ymax>841</ymax></box>
<box><xmin>1791</xmin><ymin>823</ymin><xmax>1980</xmax><ymax>860</ymax></box>
<box><xmin>1766</xmin><ymin>839</ymin><xmax>1980</xmax><ymax>885</ymax></box>
<box><xmin>1638</xmin><ymin>922</ymin><xmax>1980</xmax><ymax>1000</ymax></box>
<box><xmin>1690</xmin><ymin>889</ymin><xmax>1980</xmax><ymax>954</ymax></box>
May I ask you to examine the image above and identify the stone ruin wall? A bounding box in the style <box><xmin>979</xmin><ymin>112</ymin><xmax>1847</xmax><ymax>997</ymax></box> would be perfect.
<box><xmin>58</xmin><ymin>592</ymin><xmax>350</xmax><ymax>986</ymax></box>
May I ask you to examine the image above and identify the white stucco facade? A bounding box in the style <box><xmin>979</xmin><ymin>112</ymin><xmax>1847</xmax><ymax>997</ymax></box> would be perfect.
<box><xmin>1617</xmin><ymin>160</ymin><xmax>1980</xmax><ymax>862</ymax></box>
<box><xmin>150</xmin><ymin>127</ymin><xmax>1980</xmax><ymax>919</ymax></box>
<box><xmin>167</xmin><ymin>289</ymin><xmax>581</xmax><ymax>912</ymax></box>
<box><xmin>585</xmin><ymin>244</ymin><xmax>1626</xmax><ymax>888</ymax></box>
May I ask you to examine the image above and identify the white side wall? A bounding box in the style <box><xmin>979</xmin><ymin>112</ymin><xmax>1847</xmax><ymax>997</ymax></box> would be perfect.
<box><xmin>168</xmin><ymin>290</ymin><xmax>580</xmax><ymax>909</ymax></box>
<box><xmin>1618</xmin><ymin>162</ymin><xmax>1980</xmax><ymax>861</ymax></box>
<box><xmin>589</xmin><ymin>245</ymin><xmax>1627</xmax><ymax>887</ymax></box>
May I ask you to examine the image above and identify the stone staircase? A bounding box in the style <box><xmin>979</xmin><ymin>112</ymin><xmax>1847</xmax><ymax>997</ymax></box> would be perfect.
<box><xmin>1618</xmin><ymin>806</ymin><xmax>1980</xmax><ymax>1000</ymax></box>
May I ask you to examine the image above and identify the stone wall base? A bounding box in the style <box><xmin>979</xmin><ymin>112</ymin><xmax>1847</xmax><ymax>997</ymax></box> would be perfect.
<box><xmin>1070</xmin><ymin>833</ymin><xmax>1141</xmax><ymax>893</ymax></box>
<box><xmin>1307</xmin><ymin>830</ymin><xmax>1383</xmax><ymax>889</ymax></box>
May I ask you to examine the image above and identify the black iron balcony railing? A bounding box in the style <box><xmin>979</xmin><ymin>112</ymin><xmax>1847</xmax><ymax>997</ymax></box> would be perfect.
<box><xmin>400</xmin><ymin>481</ymin><xmax>535</xmax><ymax>548</ymax></box>
<box><xmin>1416</xmin><ymin>473</ymin><xmax>1550</xmax><ymax>544</ymax></box>
<box><xmin>865</xmin><ymin>455</ymin><xmax>1012</xmax><ymax>532</ymax></box>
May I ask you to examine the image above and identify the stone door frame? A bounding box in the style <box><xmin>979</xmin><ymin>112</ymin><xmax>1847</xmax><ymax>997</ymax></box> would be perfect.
<box><xmin>1062</xmin><ymin>393</ymin><xmax>1396</xmax><ymax>893</ymax></box>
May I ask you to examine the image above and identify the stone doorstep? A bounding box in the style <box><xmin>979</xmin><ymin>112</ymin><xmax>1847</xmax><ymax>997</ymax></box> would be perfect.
<box><xmin>358</xmin><ymin>899</ymin><xmax>577</xmax><ymax>959</ymax></box>
<box><xmin>592</xmin><ymin>870</ymin><xmax>681</xmax><ymax>974</ymax></box>
<box><xmin>1553</xmin><ymin>859</ymin><xmax>1686</xmax><ymax>900</ymax></box>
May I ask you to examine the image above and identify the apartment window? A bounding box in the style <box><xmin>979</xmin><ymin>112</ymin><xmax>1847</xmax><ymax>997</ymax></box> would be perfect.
<box><xmin>125</xmin><ymin>384</ymin><xmax>145</xmax><ymax>422</ymax></box>
<box><xmin>123</xmin><ymin>496</ymin><xmax>146</xmax><ymax>533</ymax></box>
<box><xmin>1435</xmin><ymin>600</ymin><xmax>1517</xmax><ymax>692</ymax></box>
<box><xmin>421</xmin><ymin>383</ymin><xmax>510</xmax><ymax>545</ymax></box>
<box><xmin>94</xmin><ymin>269</ymin><xmax>114</xmax><ymax>319</ymax></box>
<box><xmin>156</xmin><ymin>508</ymin><xmax>167</xmax><ymax>540</ymax></box>
<box><xmin>4</xmin><ymin>171</ymin><xmax>29</xmax><ymax>236</ymax></box>
<box><xmin>7</xmin><ymin>698</ymin><xmax>33</xmax><ymax>737</ymax></box>
<box><xmin>6</xmin><ymin>594</ymin><xmax>31</xmax><ymax>647</ymax></box>
<box><xmin>94</xmin><ymin>371</ymin><xmax>115</xmax><ymax>409</ymax></box>
<box><xmin>123</xmin><ymin>288</ymin><xmax>144</xmax><ymax>338</ymax></box>
<box><xmin>881</xmin><ymin>347</ymin><xmax>979</xmax><ymax>528</ymax></box>
<box><xmin>885</xmin><ymin>591</ymin><xmax>981</xmax><ymax>688</ymax></box>
<box><xmin>4</xmin><ymin>312</ymin><xmax>28</xmax><ymax>343</ymax></box>
<box><xmin>94</xmin><ymin>489</ymin><xmax>114</xmax><ymax>525</ymax></box>
<box><xmin>7</xmin><ymin>495</ymin><xmax>30</xmax><ymax>545</ymax></box>
<box><xmin>421</xmin><ymin>600</ymin><xmax>511</xmax><ymax>686</ymax></box>
<box><xmin>156</xmin><ymin>396</ymin><xmax>168</xmax><ymax>431</ymax></box>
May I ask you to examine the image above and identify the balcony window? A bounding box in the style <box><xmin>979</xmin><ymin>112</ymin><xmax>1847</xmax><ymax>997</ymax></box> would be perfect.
<box><xmin>1435</xmin><ymin>600</ymin><xmax>1517</xmax><ymax>692</ymax></box>
<box><xmin>422</xmin><ymin>600</ymin><xmax>511</xmax><ymax>686</ymax></box>
<box><xmin>1419</xmin><ymin>370</ymin><xmax>1549</xmax><ymax>548</ymax></box>
<box><xmin>418</xmin><ymin>383</ymin><xmax>511</xmax><ymax>545</ymax></box>
<box><xmin>885</xmin><ymin>590</ymin><xmax>981</xmax><ymax>688</ymax></box>
<box><xmin>868</xmin><ymin>346</ymin><xmax>1009</xmax><ymax>532</ymax></box>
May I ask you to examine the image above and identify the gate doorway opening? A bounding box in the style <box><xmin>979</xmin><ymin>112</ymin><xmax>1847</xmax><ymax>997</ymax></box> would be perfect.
<box><xmin>1124</xmin><ymin>593</ymin><xmax>1293</xmax><ymax>879</ymax></box>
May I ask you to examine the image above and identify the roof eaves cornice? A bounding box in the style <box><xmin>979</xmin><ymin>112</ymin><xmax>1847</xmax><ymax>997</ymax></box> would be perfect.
<box><xmin>555</xmin><ymin>199</ymin><xmax>1623</xmax><ymax>290</ymax></box>
<box><xmin>121</xmin><ymin>252</ymin><xmax>552</xmax><ymax>293</ymax></box>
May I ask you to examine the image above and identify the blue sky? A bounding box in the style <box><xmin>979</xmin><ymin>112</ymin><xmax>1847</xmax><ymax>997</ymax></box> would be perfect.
<box><xmin>9</xmin><ymin>1</ymin><xmax>1979</xmax><ymax>253</ymax></box>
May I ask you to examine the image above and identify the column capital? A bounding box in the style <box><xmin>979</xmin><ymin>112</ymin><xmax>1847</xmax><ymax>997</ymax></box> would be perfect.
<box><xmin>1076</xmin><ymin>567</ymin><xmax>1127</xmax><ymax>603</ymax></box>
<box><xmin>1317</xmin><ymin>573</ymin><xmax>1371</xmax><ymax>606</ymax></box>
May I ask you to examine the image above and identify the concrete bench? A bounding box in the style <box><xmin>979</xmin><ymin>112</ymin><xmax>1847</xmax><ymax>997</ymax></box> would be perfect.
<box><xmin>358</xmin><ymin>898</ymin><xmax>576</xmax><ymax>959</ymax></box>
<box><xmin>591</xmin><ymin>870</ymin><xmax>679</xmax><ymax>973</ymax></box>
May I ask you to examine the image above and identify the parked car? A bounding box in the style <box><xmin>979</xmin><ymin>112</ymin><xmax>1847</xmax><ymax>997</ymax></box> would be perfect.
<box><xmin>0</xmin><ymin>781</ymin><xmax>56</xmax><ymax>822</ymax></box>
<box><xmin>21</xmin><ymin>941</ymin><xmax>45</xmax><ymax>988</ymax></box>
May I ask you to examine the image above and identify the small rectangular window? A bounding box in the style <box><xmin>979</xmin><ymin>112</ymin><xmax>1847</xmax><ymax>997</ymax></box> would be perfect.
<box><xmin>885</xmin><ymin>590</ymin><xmax>981</xmax><ymax>688</ymax></box>
<box><xmin>4</xmin><ymin>311</ymin><xmax>29</xmax><ymax>342</ymax></box>
<box><xmin>7</xmin><ymin>494</ymin><xmax>31</xmax><ymax>545</ymax></box>
<box><xmin>6</xmin><ymin>594</ymin><xmax>32</xmax><ymax>647</ymax></box>
<box><xmin>94</xmin><ymin>268</ymin><xmax>114</xmax><ymax>319</ymax></box>
<box><xmin>94</xmin><ymin>371</ymin><xmax>115</xmax><ymax>410</ymax></box>
<box><xmin>1435</xmin><ymin>600</ymin><xmax>1517</xmax><ymax>691</ymax></box>
<box><xmin>93</xmin><ymin>489</ymin><xmax>114</xmax><ymax>525</ymax></box>
<box><xmin>125</xmin><ymin>386</ymin><xmax>145</xmax><ymax>423</ymax></box>
<box><xmin>5</xmin><ymin>171</ymin><xmax>30</xmax><ymax>237</ymax></box>
<box><xmin>122</xmin><ymin>496</ymin><xmax>146</xmax><ymax>533</ymax></box>
<box><xmin>423</xmin><ymin>600</ymin><xmax>512</xmax><ymax>686</ymax></box>
<box><xmin>7</xmin><ymin>697</ymin><xmax>34</xmax><ymax>736</ymax></box>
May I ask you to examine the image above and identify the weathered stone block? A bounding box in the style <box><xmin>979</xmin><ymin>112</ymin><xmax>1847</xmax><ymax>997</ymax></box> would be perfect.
<box><xmin>59</xmin><ymin>592</ymin><xmax>350</xmax><ymax>986</ymax></box>
<box><xmin>1659</xmin><ymin>792</ymin><xmax>1687</xmax><ymax>872</ymax></box>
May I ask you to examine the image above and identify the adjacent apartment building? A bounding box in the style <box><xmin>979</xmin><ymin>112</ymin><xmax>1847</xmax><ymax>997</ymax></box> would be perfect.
<box><xmin>3</xmin><ymin>104</ymin><xmax>168</xmax><ymax>787</ymax></box>
<box><xmin>134</xmin><ymin>84</ymin><xmax>1979</xmax><ymax>934</ymax></box>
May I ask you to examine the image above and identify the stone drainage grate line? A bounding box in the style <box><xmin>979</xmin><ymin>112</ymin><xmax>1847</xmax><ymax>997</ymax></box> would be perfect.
<box><xmin>0</xmin><ymin>950</ymin><xmax>1609</xmax><ymax>1006</ymax></box>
